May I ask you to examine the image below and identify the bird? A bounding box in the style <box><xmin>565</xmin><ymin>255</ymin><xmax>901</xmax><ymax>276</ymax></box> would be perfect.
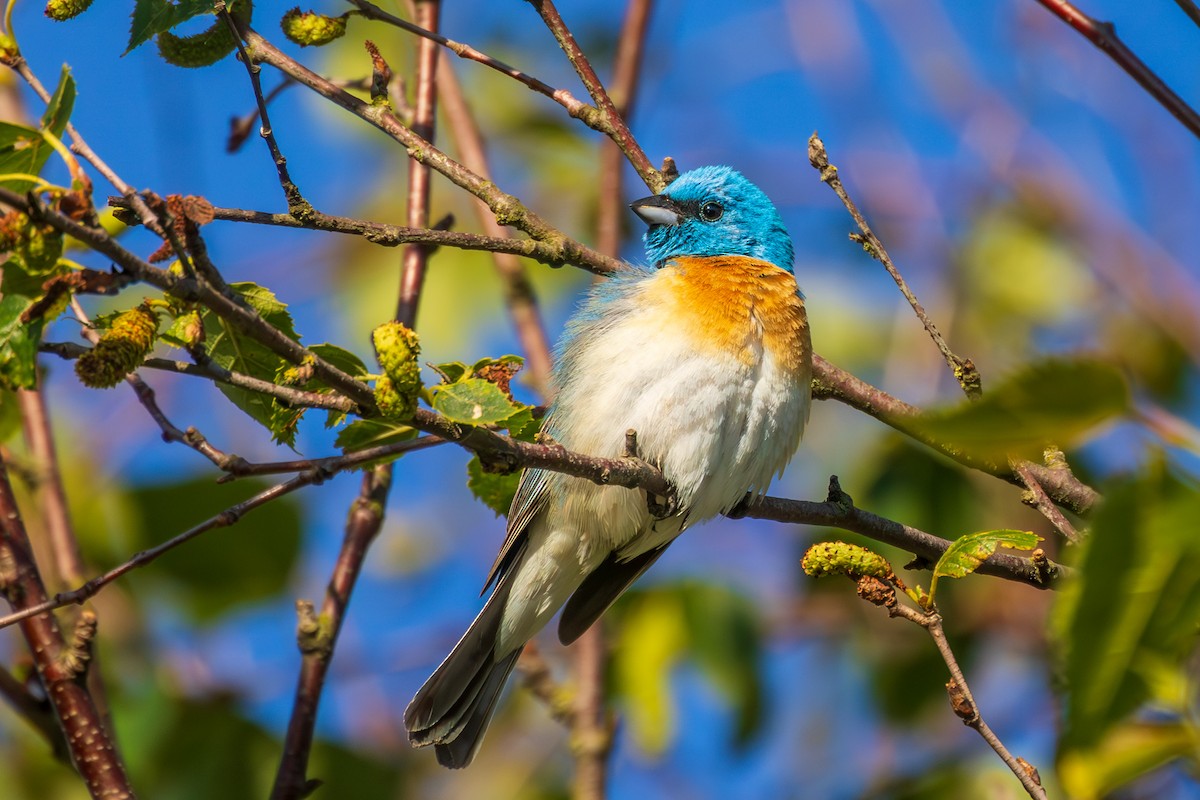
<box><xmin>404</xmin><ymin>165</ymin><xmax>812</xmax><ymax>768</ymax></box>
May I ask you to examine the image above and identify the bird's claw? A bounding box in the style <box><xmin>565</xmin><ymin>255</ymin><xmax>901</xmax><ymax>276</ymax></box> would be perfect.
<box><xmin>646</xmin><ymin>486</ymin><xmax>679</xmax><ymax>520</ymax></box>
<box><xmin>725</xmin><ymin>492</ymin><xmax>754</xmax><ymax>519</ymax></box>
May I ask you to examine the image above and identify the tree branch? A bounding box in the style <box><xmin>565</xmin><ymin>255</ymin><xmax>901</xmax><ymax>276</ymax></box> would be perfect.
<box><xmin>808</xmin><ymin>133</ymin><xmax>980</xmax><ymax>397</ymax></box>
<box><xmin>526</xmin><ymin>0</ymin><xmax>664</xmax><ymax>193</ymax></box>
<box><xmin>1032</xmin><ymin>0</ymin><xmax>1200</xmax><ymax>141</ymax></box>
<box><xmin>233</xmin><ymin>21</ymin><xmax>627</xmax><ymax>276</ymax></box>
<box><xmin>744</xmin><ymin>478</ymin><xmax>1067</xmax><ymax>590</ymax></box>
<box><xmin>0</xmin><ymin>457</ymin><xmax>136</xmax><ymax>798</ymax></box>
<box><xmin>888</xmin><ymin>602</ymin><xmax>1049</xmax><ymax>799</ymax></box>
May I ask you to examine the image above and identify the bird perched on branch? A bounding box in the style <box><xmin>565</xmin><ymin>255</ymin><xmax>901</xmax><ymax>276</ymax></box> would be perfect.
<box><xmin>405</xmin><ymin>166</ymin><xmax>812</xmax><ymax>767</ymax></box>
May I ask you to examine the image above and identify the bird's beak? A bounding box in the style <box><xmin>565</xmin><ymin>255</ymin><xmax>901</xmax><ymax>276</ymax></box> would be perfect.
<box><xmin>630</xmin><ymin>194</ymin><xmax>683</xmax><ymax>227</ymax></box>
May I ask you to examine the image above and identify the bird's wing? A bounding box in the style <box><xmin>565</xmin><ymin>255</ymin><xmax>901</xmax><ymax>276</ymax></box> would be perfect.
<box><xmin>557</xmin><ymin>543</ymin><xmax>672</xmax><ymax>645</ymax></box>
<box><xmin>480</xmin><ymin>463</ymin><xmax>550</xmax><ymax>594</ymax></box>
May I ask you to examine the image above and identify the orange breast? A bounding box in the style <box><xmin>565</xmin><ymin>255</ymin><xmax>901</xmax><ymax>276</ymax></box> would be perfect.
<box><xmin>649</xmin><ymin>255</ymin><xmax>811</xmax><ymax>375</ymax></box>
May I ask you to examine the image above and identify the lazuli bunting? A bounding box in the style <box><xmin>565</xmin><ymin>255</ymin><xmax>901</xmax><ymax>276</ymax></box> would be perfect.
<box><xmin>405</xmin><ymin>165</ymin><xmax>812</xmax><ymax>767</ymax></box>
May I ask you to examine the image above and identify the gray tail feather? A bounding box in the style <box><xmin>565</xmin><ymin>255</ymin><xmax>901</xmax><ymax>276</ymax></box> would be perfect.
<box><xmin>405</xmin><ymin>578</ymin><xmax>521</xmax><ymax>768</ymax></box>
<box><xmin>558</xmin><ymin>544</ymin><xmax>670</xmax><ymax>645</ymax></box>
<box><xmin>433</xmin><ymin>650</ymin><xmax>521</xmax><ymax>768</ymax></box>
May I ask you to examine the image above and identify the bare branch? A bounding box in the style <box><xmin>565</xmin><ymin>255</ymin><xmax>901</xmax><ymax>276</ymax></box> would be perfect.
<box><xmin>0</xmin><ymin>473</ymin><xmax>314</xmax><ymax>635</ymax></box>
<box><xmin>0</xmin><ymin>458</ymin><xmax>136</xmax><ymax>798</ymax></box>
<box><xmin>1033</xmin><ymin>0</ymin><xmax>1200</xmax><ymax>141</ymax></box>
<box><xmin>527</xmin><ymin>0</ymin><xmax>663</xmax><ymax>192</ymax></box>
<box><xmin>808</xmin><ymin>133</ymin><xmax>981</xmax><ymax>398</ymax></box>
<box><xmin>270</xmin><ymin>468</ymin><xmax>390</xmax><ymax>800</ymax></box>
<box><xmin>888</xmin><ymin>603</ymin><xmax>1049</xmax><ymax>800</ymax></box>
<box><xmin>1012</xmin><ymin>459</ymin><xmax>1081</xmax><ymax>543</ymax></box>
<box><xmin>745</xmin><ymin>479</ymin><xmax>1067</xmax><ymax>590</ymax></box>
<box><xmin>232</xmin><ymin>21</ymin><xmax>627</xmax><ymax>276</ymax></box>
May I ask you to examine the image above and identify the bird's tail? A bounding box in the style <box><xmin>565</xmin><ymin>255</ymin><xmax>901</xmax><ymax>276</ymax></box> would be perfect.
<box><xmin>404</xmin><ymin>579</ymin><xmax>522</xmax><ymax>769</ymax></box>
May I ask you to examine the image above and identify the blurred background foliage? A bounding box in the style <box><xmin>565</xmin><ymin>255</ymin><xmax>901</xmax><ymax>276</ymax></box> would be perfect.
<box><xmin>1</xmin><ymin>1</ymin><xmax>1200</xmax><ymax>798</ymax></box>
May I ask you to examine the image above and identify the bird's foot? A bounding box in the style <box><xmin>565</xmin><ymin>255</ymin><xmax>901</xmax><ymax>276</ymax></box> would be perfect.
<box><xmin>725</xmin><ymin>492</ymin><xmax>754</xmax><ymax>519</ymax></box>
<box><xmin>646</xmin><ymin>487</ymin><xmax>679</xmax><ymax>520</ymax></box>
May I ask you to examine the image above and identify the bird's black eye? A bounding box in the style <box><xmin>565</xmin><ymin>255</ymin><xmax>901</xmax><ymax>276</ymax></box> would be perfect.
<box><xmin>699</xmin><ymin>201</ymin><xmax>724</xmax><ymax>222</ymax></box>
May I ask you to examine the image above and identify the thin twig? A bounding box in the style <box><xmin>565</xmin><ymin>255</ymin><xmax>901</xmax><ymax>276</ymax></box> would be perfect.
<box><xmin>1033</xmin><ymin>0</ymin><xmax>1200</xmax><ymax>141</ymax></box>
<box><xmin>0</xmin><ymin>473</ymin><xmax>315</xmax><ymax>634</ymax></box>
<box><xmin>16</xmin><ymin>384</ymin><xmax>118</xmax><ymax>740</ymax></box>
<box><xmin>808</xmin><ymin>133</ymin><xmax>981</xmax><ymax>398</ymax></box>
<box><xmin>0</xmin><ymin>186</ymin><xmax>375</xmax><ymax>409</ymax></box>
<box><xmin>219</xmin><ymin>2</ymin><xmax>308</xmax><ymax>214</ymax></box>
<box><xmin>108</xmin><ymin>197</ymin><xmax>613</xmax><ymax>274</ymax></box>
<box><xmin>395</xmin><ymin>0</ymin><xmax>441</xmax><ymax>324</ymax></box>
<box><xmin>746</xmin><ymin>483</ymin><xmax>1066</xmax><ymax>590</ymax></box>
<box><xmin>1012</xmin><ymin>459</ymin><xmax>1081</xmax><ymax>543</ymax></box>
<box><xmin>16</xmin><ymin>389</ymin><xmax>85</xmax><ymax>587</ymax></box>
<box><xmin>7</xmin><ymin>56</ymin><xmax>166</xmax><ymax>238</ymax></box>
<box><xmin>227</xmin><ymin>76</ymin><xmax>295</xmax><ymax>154</ymax></box>
<box><xmin>596</xmin><ymin>0</ymin><xmax>654</xmax><ymax>258</ymax></box>
<box><xmin>888</xmin><ymin>604</ymin><xmax>1049</xmax><ymax>800</ymax></box>
<box><xmin>527</xmin><ymin>0</ymin><xmax>663</xmax><ymax>192</ymax></box>
<box><xmin>270</xmin><ymin>467</ymin><xmax>390</xmax><ymax>800</ymax></box>
<box><xmin>346</xmin><ymin>0</ymin><xmax>592</xmax><ymax>115</ymax></box>
<box><xmin>811</xmin><ymin>354</ymin><xmax>1098</xmax><ymax>516</ymax></box>
<box><xmin>233</xmin><ymin>22</ymin><xmax>627</xmax><ymax>276</ymax></box>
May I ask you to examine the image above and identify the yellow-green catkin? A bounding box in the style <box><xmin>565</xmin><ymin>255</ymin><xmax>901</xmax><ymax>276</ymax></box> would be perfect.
<box><xmin>801</xmin><ymin>541</ymin><xmax>892</xmax><ymax>581</ymax></box>
<box><xmin>372</xmin><ymin>322</ymin><xmax>421</xmax><ymax>419</ymax></box>
<box><xmin>156</xmin><ymin>0</ymin><xmax>251</xmax><ymax>68</ymax></box>
<box><xmin>280</xmin><ymin>8</ymin><xmax>347</xmax><ymax>47</ymax></box>
<box><xmin>75</xmin><ymin>304</ymin><xmax>159</xmax><ymax>388</ymax></box>
<box><xmin>45</xmin><ymin>0</ymin><xmax>94</xmax><ymax>21</ymax></box>
<box><xmin>157</xmin><ymin>22</ymin><xmax>236</xmax><ymax>68</ymax></box>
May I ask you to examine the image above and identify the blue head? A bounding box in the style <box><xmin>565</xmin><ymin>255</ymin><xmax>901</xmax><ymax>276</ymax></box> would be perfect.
<box><xmin>630</xmin><ymin>166</ymin><xmax>794</xmax><ymax>272</ymax></box>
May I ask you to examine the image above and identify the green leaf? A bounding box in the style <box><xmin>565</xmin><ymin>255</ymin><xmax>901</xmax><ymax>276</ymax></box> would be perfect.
<box><xmin>928</xmin><ymin>529</ymin><xmax>1039</xmax><ymax>604</ymax></box>
<box><xmin>40</xmin><ymin>66</ymin><xmax>75</xmax><ymax>138</ymax></box>
<box><xmin>429</xmin><ymin>360</ymin><xmax>469</xmax><ymax>384</ymax></box>
<box><xmin>200</xmin><ymin>283</ymin><xmax>300</xmax><ymax>443</ymax></box>
<box><xmin>0</xmin><ymin>294</ymin><xmax>42</xmax><ymax>390</ymax></box>
<box><xmin>0</xmin><ymin>389</ymin><xmax>20</xmax><ymax>443</ymax></box>
<box><xmin>125</xmin><ymin>476</ymin><xmax>302</xmax><ymax>623</ymax></box>
<box><xmin>431</xmin><ymin>377</ymin><xmax>518</xmax><ymax>425</ymax></box>
<box><xmin>127</xmin><ymin>0</ymin><xmax>222</xmax><ymax>53</ymax></box>
<box><xmin>308</xmin><ymin>343</ymin><xmax>369</xmax><ymax>382</ymax></box>
<box><xmin>0</xmin><ymin>68</ymin><xmax>74</xmax><ymax>192</ymax></box>
<box><xmin>1053</xmin><ymin>467</ymin><xmax>1200</xmax><ymax>758</ymax></box>
<box><xmin>500</xmin><ymin>405</ymin><xmax>538</xmax><ymax>440</ymax></box>
<box><xmin>931</xmin><ymin>528</ymin><xmax>1039</xmax><ymax>585</ymax></box>
<box><xmin>466</xmin><ymin>456</ymin><xmax>519</xmax><ymax>516</ymax></box>
<box><xmin>334</xmin><ymin>418</ymin><xmax>416</xmax><ymax>458</ymax></box>
<box><xmin>1059</xmin><ymin>722</ymin><xmax>1199</xmax><ymax>800</ymax></box>
<box><xmin>610</xmin><ymin>583</ymin><xmax>767</xmax><ymax>754</ymax></box>
<box><xmin>306</xmin><ymin>343</ymin><xmax>370</xmax><ymax>429</ymax></box>
<box><xmin>0</xmin><ymin>123</ymin><xmax>52</xmax><ymax>191</ymax></box>
<box><xmin>611</xmin><ymin>591</ymin><xmax>688</xmax><ymax>754</ymax></box>
<box><xmin>913</xmin><ymin>359</ymin><xmax>1130</xmax><ymax>462</ymax></box>
<box><xmin>470</xmin><ymin>354</ymin><xmax>524</xmax><ymax>372</ymax></box>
